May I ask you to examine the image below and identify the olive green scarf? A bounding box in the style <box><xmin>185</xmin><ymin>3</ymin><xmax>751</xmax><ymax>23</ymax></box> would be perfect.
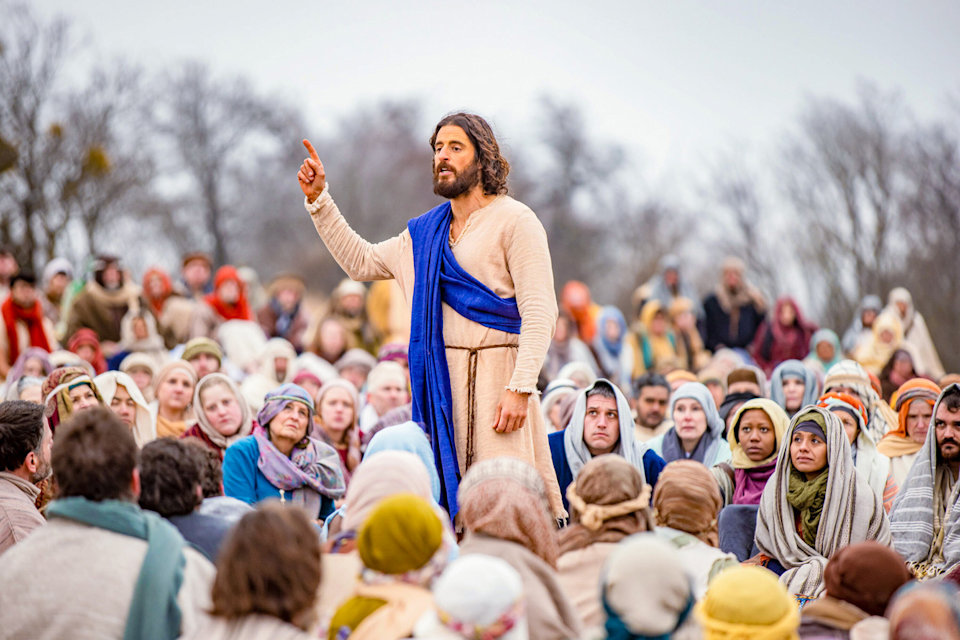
<box><xmin>787</xmin><ymin>468</ymin><xmax>829</xmax><ymax>547</ymax></box>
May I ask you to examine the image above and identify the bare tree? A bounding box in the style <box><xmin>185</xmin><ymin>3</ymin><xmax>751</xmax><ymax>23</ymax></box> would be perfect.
<box><xmin>778</xmin><ymin>83</ymin><xmax>911</xmax><ymax>330</ymax></box>
<box><xmin>150</xmin><ymin>62</ymin><xmax>284</xmax><ymax>266</ymax></box>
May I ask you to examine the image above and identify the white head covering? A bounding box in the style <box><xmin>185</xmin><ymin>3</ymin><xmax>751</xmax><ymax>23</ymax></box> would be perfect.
<box><xmin>564</xmin><ymin>378</ymin><xmax>647</xmax><ymax>483</ymax></box>
<box><xmin>601</xmin><ymin>533</ymin><xmax>699</xmax><ymax>639</ymax></box>
<box><xmin>94</xmin><ymin>371</ymin><xmax>156</xmax><ymax>448</ymax></box>
<box><xmin>414</xmin><ymin>554</ymin><xmax>528</xmax><ymax>640</ymax></box>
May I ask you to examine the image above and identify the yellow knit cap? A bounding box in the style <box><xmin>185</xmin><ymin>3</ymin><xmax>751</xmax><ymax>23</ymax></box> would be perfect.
<box><xmin>358</xmin><ymin>493</ymin><xmax>442</xmax><ymax>575</ymax></box>
<box><xmin>695</xmin><ymin>566</ymin><xmax>799</xmax><ymax>639</ymax></box>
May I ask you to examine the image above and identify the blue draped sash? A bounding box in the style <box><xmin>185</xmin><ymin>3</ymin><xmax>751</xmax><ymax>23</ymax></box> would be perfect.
<box><xmin>407</xmin><ymin>202</ymin><xmax>521</xmax><ymax>518</ymax></box>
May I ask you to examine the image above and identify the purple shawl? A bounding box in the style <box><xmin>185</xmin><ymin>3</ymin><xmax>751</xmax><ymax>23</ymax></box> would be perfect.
<box><xmin>732</xmin><ymin>461</ymin><xmax>777</xmax><ymax>505</ymax></box>
<box><xmin>254</xmin><ymin>432</ymin><xmax>345</xmax><ymax>501</ymax></box>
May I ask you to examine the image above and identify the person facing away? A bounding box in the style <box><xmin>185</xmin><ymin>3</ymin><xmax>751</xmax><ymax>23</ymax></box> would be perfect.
<box><xmin>0</xmin><ymin>407</ymin><xmax>215</xmax><ymax>639</ymax></box>
<box><xmin>0</xmin><ymin>400</ymin><xmax>50</xmax><ymax>556</ymax></box>
<box><xmin>298</xmin><ymin>112</ymin><xmax>563</xmax><ymax>519</ymax></box>
<box><xmin>138</xmin><ymin>437</ymin><xmax>235</xmax><ymax>562</ymax></box>
<box><xmin>890</xmin><ymin>383</ymin><xmax>960</xmax><ymax>580</ymax></box>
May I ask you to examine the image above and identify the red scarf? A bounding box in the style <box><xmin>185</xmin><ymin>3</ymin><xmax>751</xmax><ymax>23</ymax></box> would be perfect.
<box><xmin>2</xmin><ymin>297</ymin><xmax>51</xmax><ymax>364</ymax></box>
<box><xmin>204</xmin><ymin>266</ymin><xmax>252</xmax><ymax>321</ymax></box>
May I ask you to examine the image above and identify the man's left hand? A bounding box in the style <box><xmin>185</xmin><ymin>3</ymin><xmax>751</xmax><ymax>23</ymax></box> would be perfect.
<box><xmin>492</xmin><ymin>389</ymin><xmax>529</xmax><ymax>433</ymax></box>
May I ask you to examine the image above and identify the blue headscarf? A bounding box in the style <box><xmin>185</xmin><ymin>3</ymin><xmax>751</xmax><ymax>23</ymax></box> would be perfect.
<box><xmin>365</xmin><ymin>421</ymin><xmax>442</xmax><ymax>503</ymax></box>
<box><xmin>597</xmin><ymin>305</ymin><xmax>628</xmax><ymax>357</ymax></box>
<box><xmin>257</xmin><ymin>383</ymin><xmax>315</xmax><ymax>430</ymax></box>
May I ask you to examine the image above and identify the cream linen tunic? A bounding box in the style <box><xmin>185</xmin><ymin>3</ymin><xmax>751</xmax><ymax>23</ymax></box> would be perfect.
<box><xmin>306</xmin><ymin>188</ymin><xmax>563</xmax><ymax>515</ymax></box>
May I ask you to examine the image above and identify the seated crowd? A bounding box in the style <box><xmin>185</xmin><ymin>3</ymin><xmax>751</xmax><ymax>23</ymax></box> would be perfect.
<box><xmin>0</xmin><ymin>248</ymin><xmax>959</xmax><ymax>639</ymax></box>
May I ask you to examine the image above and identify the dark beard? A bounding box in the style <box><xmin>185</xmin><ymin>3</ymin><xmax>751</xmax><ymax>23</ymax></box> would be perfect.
<box><xmin>433</xmin><ymin>160</ymin><xmax>480</xmax><ymax>199</ymax></box>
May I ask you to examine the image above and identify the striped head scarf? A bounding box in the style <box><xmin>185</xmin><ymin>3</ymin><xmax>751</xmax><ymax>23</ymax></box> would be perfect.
<box><xmin>878</xmin><ymin>378</ymin><xmax>941</xmax><ymax>458</ymax></box>
<box><xmin>823</xmin><ymin>359</ymin><xmax>897</xmax><ymax>442</ymax></box>
<box><xmin>889</xmin><ymin>384</ymin><xmax>960</xmax><ymax>579</ymax></box>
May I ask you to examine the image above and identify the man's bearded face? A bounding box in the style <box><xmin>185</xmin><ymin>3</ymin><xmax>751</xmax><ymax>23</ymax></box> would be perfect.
<box><xmin>433</xmin><ymin>158</ymin><xmax>480</xmax><ymax>199</ymax></box>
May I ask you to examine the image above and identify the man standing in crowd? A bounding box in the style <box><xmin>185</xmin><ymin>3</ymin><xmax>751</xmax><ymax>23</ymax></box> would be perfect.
<box><xmin>298</xmin><ymin>112</ymin><xmax>563</xmax><ymax>518</ymax></box>
<box><xmin>0</xmin><ymin>408</ymin><xmax>214</xmax><ymax>638</ymax></box>
<box><xmin>633</xmin><ymin>372</ymin><xmax>671</xmax><ymax>442</ymax></box>
<box><xmin>0</xmin><ymin>401</ymin><xmax>50</xmax><ymax>555</ymax></box>
<box><xmin>65</xmin><ymin>255</ymin><xmax>143</xmax><ymax>355</ymax></box>
<box><xmin>701</xmin><ymin>257</ymin><xmax>766</xmax><ymax>353</ymax></box>
<box><xmin>179</xmin><ymin>252</ymin><xmax>213</xmax><ymax>301</ymax></box>
<box><xmin>0</xmin><ymin>273</ymin><xmax>56</xmax><ymax>378</ymax></box>
<box><xmin>891</xmin><ymin>384</ymin><xmax>960</xmax><ymax>579</ymax></box>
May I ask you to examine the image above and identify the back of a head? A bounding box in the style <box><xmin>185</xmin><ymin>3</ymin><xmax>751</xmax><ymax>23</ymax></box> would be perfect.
<box><xmin>696</xmin><ymin>565</ymin><xmax>799</xmax><ymax>639</ymax></box>
<box><xmin>888</xmin><ymin>582</ymin><xmax>960</xmax><ymax>640</ymax></box>
<box><xmin>653</xmin><ymin>460</ymin><xmax>723</xmax><ymax>546</ymax></box>
<box><xmin>431</xmin><ymin>554</ymin><xmax>527</xmax><ymax>640</ymax></box>
<box><xmin>181</xmin><ymin>437</ymin><xmax>223</xmax><ymax>499</ymax></box>
<box><xmin>824</xmin><ymin>541</ymin><xmax>912</xmax><ymax>616</ymax></box>
<box><xmin>53</xmin><ymin>407</ymin><xmax>138</xmax><ymax>501</ymax></box>
<box><xmin>603</xmin><ymin>533</ymin><xmax>695</xmax><ymax>638</ymax></box>
<box><xmin>0</xmin><ymin>400</ymin><xmax>45</xmax><ymax>472</ymax></box>
<box><xmin>357</xmin><ymin>493</ymin><xmax>443</xmax><ymax>576</ymax></box>
<box><xmin>138</xmin><ymin>438</ymin><xmax>203</xmax><ymax>517</ymax></box>
<box><xmin>211</xmin><ymin>502</ymin><xmax>321</xmax><ymax>629</ymax></box>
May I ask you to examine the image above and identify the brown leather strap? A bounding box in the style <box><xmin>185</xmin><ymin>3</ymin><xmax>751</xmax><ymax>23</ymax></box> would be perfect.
<box><xmin>446</xmin><ymin>343</ymin><xmax>518</xmax><ymax>469</ymax></box>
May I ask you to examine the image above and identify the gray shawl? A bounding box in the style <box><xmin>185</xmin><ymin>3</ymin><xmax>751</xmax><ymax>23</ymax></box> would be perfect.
<box><xmin>755</xmin><ymin>406</ymin><xmax>891</xmax><ymax>598</ymax></box>
<box><xmin>564</xmin><ymin>379</ymin><xmax>647</xmax><ymax>483</ymax></box>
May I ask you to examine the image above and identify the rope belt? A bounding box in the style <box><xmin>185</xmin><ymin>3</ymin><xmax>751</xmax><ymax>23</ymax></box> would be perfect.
<box><xmin>446</xmin><ymin>343</ymin><xmax>518</xmax><ymax>469</ymax></box>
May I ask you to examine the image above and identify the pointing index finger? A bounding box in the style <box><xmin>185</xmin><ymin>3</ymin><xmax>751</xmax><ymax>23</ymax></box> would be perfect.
<box><xmin>302</xmin><ymin>139</ymin><xmax>320</xmax><ymax>161</ymax></box>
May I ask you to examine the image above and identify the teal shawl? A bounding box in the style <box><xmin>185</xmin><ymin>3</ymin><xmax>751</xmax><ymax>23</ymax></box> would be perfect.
<box><xmin>46</xmin><ymin>497</ymin><xmax>186</xmax><ymax>640</ymax></box>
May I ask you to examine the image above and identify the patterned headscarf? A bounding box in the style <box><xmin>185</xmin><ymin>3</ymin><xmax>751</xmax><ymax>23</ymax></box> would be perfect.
<box><xmin>823</xmin><ymin>359</ymin><xmax>897</xmax><ymax>442</ymax></box>
<box><xmin>42</xmin><ymin>366</ymin><xmax>104</xmax><ymax>432</ymax></box>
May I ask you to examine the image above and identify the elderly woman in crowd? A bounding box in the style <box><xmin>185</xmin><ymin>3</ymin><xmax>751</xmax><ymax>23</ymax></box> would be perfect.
<box><xmin>818</xmin><ymin>391</ymin><xmax>897</xmax><ymax>511</ymax></box>
<box><xmin>41</xmin><ymin>365</ymin><xmax>104</xmax><ymax>432</ymax></box>
<box><xmin>647</xmin><ymin>382</ymin><xmax>731</xmax><ymax>466</ymax></box>
<box><xmin>769</xmin><ymin>359</ymin><xmax>820</xmax><ymax>418</ymax></box>
<box><xmin>696</xmin><ymin>566</ymin><xmax>800</xmax><ymax>640</ymax></box>
<box><xmin>240</xmin><ymin>337</ymin><xmax>297</xmax><ymax>412</ymax></box>
<box><xmin>222</xmin><ymin>384</ymin><xmax>345</xmax><ymax>521</ymax></box>
<box><xmin>458</xmin><ymin>457</ymin><xmax>582</xmax><ymax>640</ymax></box>
<box><xmin>152</xmin><ymin>360</ymin><xmax>197</xmax><ymax>438</ymax></box>
<box><xmin>556</xmin><ymin>455</ymin><xmax>654</xmax><ymax>631</ymax></box>
<box><xmin>754</xmin><ymin>405</ymin><xmax>891</xmax><ymax>603</ymax></box>
<box><xmin>311</xmin><ymin>378</ymin><xmax>362</xmax><ymax>484</ymax></box>
<box><xmin>653</xmin><ymin>460</ymin><xmax>738</xmax><ymax>597</ymax></box>
<box><xmin>878</xmin><ymin>378</ymin><xmax>940</xmax><ymax>487</ymax></box>
<box><xmin>600</xmin><ymin>534</ymin><xmax>701</xmax><ymax>640</ymax></box>
<box><xmin>327</xmin><ymin>494</ymin><xmax>455</xmax><ymax>640</ymax></box>
<box><xmin>181</xmin><ymin>372</ymin><xmax>255</xmax><ymax>459</ymax></box>
<box><xmin>184</xmin><ymin>503</ymin><xmax>321</xmax><ymax>640</ymax></box>
<box><xmin>95</xmin><ymin>371</ymin><xmax>156</xmax><ymax>448</ymax></box>
<box><xmin>320</xmin><ymin>451</ymin><xmax>438</xmax><ymax>624</ymax></box>
<box><xmin>413</xmin><ymin>554</ymin><xmax>528</xmax><ymax>640</ymax></box>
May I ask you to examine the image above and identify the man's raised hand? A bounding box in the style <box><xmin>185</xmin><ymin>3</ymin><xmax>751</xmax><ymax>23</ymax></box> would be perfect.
<box><xmin>298</xmin><ymin>139</ymin><xmax>326</xmax><ymax>203</ymax></box>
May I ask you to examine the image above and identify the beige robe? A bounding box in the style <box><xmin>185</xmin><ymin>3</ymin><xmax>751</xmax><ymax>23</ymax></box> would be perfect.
<box><xmin>306</xmin><ymin>189</ymin><xmax>563</xmax><ymax>515</ymax></box>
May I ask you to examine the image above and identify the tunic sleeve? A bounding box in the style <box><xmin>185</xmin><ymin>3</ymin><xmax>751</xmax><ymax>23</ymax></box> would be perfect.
<box><xmin>504</xmin><ymin>211</ymin><xmax>558</xmax><ymax>393</ymax></box>
<box><xmin>304</xmin><ymin>186</ymin><xmax>407</xmax><ymax>282</ymax></box>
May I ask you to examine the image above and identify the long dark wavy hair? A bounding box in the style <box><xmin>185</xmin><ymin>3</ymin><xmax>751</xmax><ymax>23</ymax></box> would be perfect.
<box><xmin>429</xmin><ymin>113</ymin><xmax>510</xmax><ymax>196</ymax></box>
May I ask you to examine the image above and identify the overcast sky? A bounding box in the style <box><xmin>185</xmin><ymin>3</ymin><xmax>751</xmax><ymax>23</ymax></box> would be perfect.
<box><xmin>34</xmin><ymin>0</ymin><xmax>960</xmax><ymax>187</ymax></box>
